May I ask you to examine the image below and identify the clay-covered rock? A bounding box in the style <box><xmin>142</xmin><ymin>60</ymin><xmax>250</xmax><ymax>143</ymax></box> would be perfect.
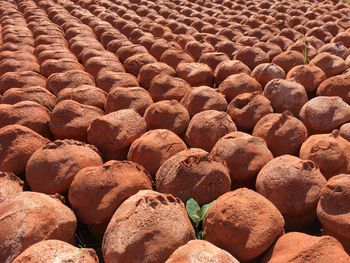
<box><xmin>50</xmin><ymin>100</ymin><xmax>104</xmax><ymax>141</ymax></box>
<box><xmin>218</xmin><ymin>73</ymin><xmax>262</xmax><ymax>103</ymax></box>
<box><xmin>0</xmin><ymin>71</ymin><xmax>47</xmax><ymax>94</ymax></box>
<box><xmin>185</xmin><ymin>110</ymin><xmax>237</xmax><ymax>152</ymax></box>
<box><xmin>96</xmin><ymin>71</ymin><xmax>139</xmax><ymax>92</ymax></box>
<box><xmin>105</xmin><ymin>87</ymin><xmax>153</xmax><ymax>115</ymax></box>
<box><xmin>252</xmin><ymin>112</ymin><xmax>308</xmax><ymax>156</ymax></box>
<box><xmin>317</xmin><ymin>74</ymin><xmax>350</xmax><ymax>104</ymax></box>
<box><xmin>138</xmin><ymin>62</ymin><xmax>176</xmax><ymax>89</ymax></box>
<box><xmin>165</xmin><ymin>240</ymin><xmax>239</xmax><ymax>263</ymax></box>
<box><xmin>227</xmin><ymin>92</ymin><xmax>273</xmax><ymax>132</ymax></box>
<box><xmin>203</xmin><ymin>188</ymin><xmax>284</xmax><ymax>262</ymax></box>
<box><xmin>211</xmin><ymin>131</ymin><xmax>273</xmax><ymax>188</ymax></box>
<box><xmin>1</xmin><ymin>86</ymin><xmax>56</xmax><ymax>109</ymax></box>
<box><xmin>0</xmin><ymin>101</ymin><xmax>51</xmax><ymax>138</ymax></box>
<box><xmin>84</xmin><ymin>57</ymin><xmax>125</xmax><ymax>79</ymax></box>
<box><xmin>214</xmin><ymin>60</ymin><xmax>251</xmax><ymax>86</ymax></box>
<box><xmin>144</xmin><ymin>100</ymin><xmax>190</xmax><ymax>135</ymax></box>
<box><xmin>317</xmin><ymin>174</ymin><xmax>350</xmax><ymax>253</ymax></box>
<box><xmin>261</xmin><ymin>232</ymin><xmax>350</xmax><ymax>263</ymax></box>
<box><xmin>102</xmin><ymin>190</ymin><xmax>195</xmax><ymax>263</ymax></box>
<box><xmin>340</xmin><ymin>123</ymin><xmax>350</xmax><ymax>141</ymax></box>
<box><xmin>256</xmin><ymin>155</ymin><xmax>327</xmax><ymax>230</ymax></box>
<box><xmin>40</xmin><ymin>58</ymin><xmax>84</xmax><ymax>78</ymax></box>
<box><xmin>299</xmin><ymin>96</ymin><xmax>350</xmax><ymax>134</ymax></box>
<box><xmin>234</xmin><ymin>46</ymin><xmax>269</xmax><ymax>70</ymax></box>
<box><xmin>26</xmin><ymin>140</ymin><xmax>103</xmax><ymax>194</ymax></box>
<box><xmin>87</xmin><ymin>109</ymin><xmax>147</xmax><ymax>160</ymax></box>
<box><xmin>300</xmin><ymin>131</ymin><xmax>350</xmax><ymax>179</ymax></box>
<box><xmin>47</xmin><ymin>70</ymin><xmax>95</xmax><ymax>94</ymax></box>
<box><xmin>128</xmin><ymin>129</ymin><xmax>187</xmax><ymax>176</ymax></box>
<box><xmin>310</xmin><ymin>52</ymin><xmax>347</xmax><ymax>78</ymax></box>
<box><xmin>263</xmin><ymin>79</ymin><xmax>308</xmax><ymax>116</ymax></box>
<box><xmin>69</xmin><ymin>160</ymin><xmax>153</xmax><ymax>225</ymax></box>
<box><xmin>0</xmin><ymin>124</ymin><xmax>50</xmax><ymax>175</ymax></box>
<box><xmin>251</xmin><ymin>63</ymin><xmax>285</xmax><ymax>88</ymax></box>
<box><xmin>12</xmin><ymin>240</ymin><xmax>98</xmax><ymax>263</ymax></box>
<box><xmin>156</xmin><ymin>148</ymin><xmax>231</xmax><ymax>205</ymax></box>
<box><xmin>180</xmin><ymin>86</ymin><xmax>227</xmax><ymax>117</ymax></box>
<box><xmin>57</xmin><ymin>85</ymin><xmax>107</xmax><ymax>109</ymax></box>
<box><xmin>0</xmin><ymin>172</ymin><xmax>23</xmax><ymax>203</ymax></box>
<box><xmin>272</xmin><ymin>50</ymin><xmax>304</xmax><ymax>74</ymax></box>
<box><xmin>124</xmin><ymin>53</ymin><xmax>157</xmax><ymax>77</ymax></box>
<box><xmin>0</xmin><ymin>192</ymin><xmax>77</xmax><ymax>263</ymax></box>
<box><xmin>286</xmin><ymin>64</ymin><xmax>326</xmax><ymax>93</ymax></box>
<box><xmin>176</xmin><ymin>62</ymin><xmax>214</xmax><ymax>87</ymax></box>
<box><xmin>198</xmin><ymin>52</ymin><xmax>230</xmax><ymax>72</ymax></box>
<box><xmin>149</xmin><ymin>74</ymin><xmax>191</xmax><ymax>102</ymax></box>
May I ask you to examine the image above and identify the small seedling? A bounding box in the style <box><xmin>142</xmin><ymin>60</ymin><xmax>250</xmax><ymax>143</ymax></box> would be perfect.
<box><xmin>186</xmin><ymin>198</ymin><xmax>214</xmax><ymax>239</ymax></box>
<box><xmin>302</xmin><ymin>35</ymin><xmax>310</xmax><ymax>65</ymax></box>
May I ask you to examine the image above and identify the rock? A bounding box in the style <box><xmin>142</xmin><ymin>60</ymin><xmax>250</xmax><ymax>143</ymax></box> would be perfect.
<box><xmin>176</xmin><ymin>62</ymin><xmax>214</xmax><ymax>87</ymax></box>
<box><xmin>310</xmin><ymin>52</ymin><xmax>347</xmax><ymax>78</ymax></box>
<box><xmin>96</xmin><ymin>71</ymin><xmax>139</xmax><ymax>92</ymax></box>
<box><xmin>102</xmin><ymin>190</ymin><xmax>195</xmax><ymax>263</ymax></box>
<box><xmin>251</xmin><ymin>63</ymin><xmax>285</xmax><ymax>88</ymax></box>
<box><xmin>128</xmin><ymin>129</ymin><xmax>187</xmax><ymax>176</ymax></box>
<box><xmin>69</xmin><ymin>160</ymin><xmax>153</xmax><ymax>225</ymax></box>
<box><xmin>0</xmin><ymin>124</ymin><xmax>50</xmax><ymax>175</ymax></box>
<box><xmin>185</xmin><ymin>110</ymin><xmax>237</xmax><ymax>152</ymax></box>
<box><xmin>203</xmin><ymin>188</ymin><xmax>284</xmax><ymax>262</ymax></box>
<box><xmin>138</xmin><ymin>62</ymin><xmax>176</xmax><ymax>89</ymax></box>
<box><xmin>12</xmin><ymin>240</ymin><xmax>98</xmax><ymax>263</ymax></box>
<box><xmin>340</xmin><ymin>123</ymin><xmax>350</xmax><ymax>141</ymax></box>
<box><xmin>25</xmin><ymin>140</ymin><xmax>103</xmax><ymax>194</ymax></box>
<box><xmin>0</xmin><ymin>172</ymin><xmax>23</xmax><ymax>203</ymax></box>
<box><xmin>156</xmin><ymin>148</ymin><xmax>231</xmax><ymax>205</ymax></box>
<box><xmin>317</xmin><ymin>74</ymin><xmax>350</xmax><ymax>104</ymax></box>
<box><xmin>0</xmin><ymin>192</ymin><xmax>77</xmax><ymax>263</ymax></box>
<box><xmin>214</xmin><ymin>59</ymin><xmax>251</xmax><ymax>86</ymax></box>
<box><xmin>256</xmin><ymin>155</ymin><xmax>327</xmax><ymax>230</ymax></box>
<box><xmin>165</xmin><ymin>240</ymin><xmax>239</xmax><ymax>263</ymax></box>
<box><xmin>261</xmin><ymin>232</ymin><xmax>350</xmax><ymax>263</ymax></box>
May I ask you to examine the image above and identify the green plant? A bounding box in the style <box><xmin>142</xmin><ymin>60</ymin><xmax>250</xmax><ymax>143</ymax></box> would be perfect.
<box><xmin>186</xmin><ymin>198</ymin><xmax>214</xmax><ymax>239</ymax></box>
<box><xmin>302</xmin><ymin>36</ymin><xmax>310</xmax><ymax>65</ymax></box>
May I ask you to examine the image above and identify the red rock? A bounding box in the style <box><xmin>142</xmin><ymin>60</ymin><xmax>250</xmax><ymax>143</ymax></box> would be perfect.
<box><xmin>138</xmin><ymin>62</ymin><xmax>176</xmax><ymax>89</ymax></box>
<box><xmin>102</xmin><ymin>190</ymin><xmax>195</xmax><ymax>263</ymax></box>
<box><xmin>26</xmin><ymin>139</ymin><xmax>103</xmax><ymax>194</ymax></box>
<box><xmin>262</xmin><ymin>232</ymin><xmax>350</xmax><ymax>263</ymax></box>
<box><xmin>263</xmin><ymin>79</ymin><xmax>308</xmax><ymax>116</ymax></box>
<box><xmin>185</xmin><ymin>110</ymin><xmax>237</xmax><ymax>152</ymax></box>
<box><xmin>0</xmin><ymin>124</ymin><xmax>50</xmax><ymax>175</ymax></box>
<box><xmin>96</xmin><ymin>71</ymin><xmax>139</xmax><ymax>93</ymax></box>
<box><xmin>87</xmin><ymin>109</ymin><xmax>147</xmax><ymax>160</ymax></box>
<box><xmin>165</xmin><ymin>240</ymin><xmax>240</xmax><ymax>263</ymax></box>
<box><xmin>198</xmin><ymin>52</ymin><xmax>230</xmax><ymax>72</ymax></box>
<box><xmin>340</xmin><ymin>123</ymin><xmax>350</xmax><ymax>141</ymax></box>
<box><xmin>310</xmin><ymin>52</ymin><xmax>347</xmax><ymax>78</ymax></box>
<box><xmin>128</xmin><ymin>129</ymin><xmax>187</xmax><ymax>176</ymax></box>
<box><xmin>214</xmin><ymin>60</ymin><xmax>251</xmax><ymax>87</ymax></box>
<box><xmin>105</xmin><ymin>87</ymin><xmax>153</xmax><ymax>115</ymax></box>
<box><xmin>271</xmin><ymin>50</ymin><xmax>304</xmax><ymax>74</ymax></box>
<box><xmin>0</xmin><ymin>71</ymin><xmax>46</xmax><ymax>94</ymax></box>
<box><xmin>203</xmin><ymin>188</ymin><xmax>284</xmax><ymax>262</ymax></box>
<box><xmin>40</xmin><ymin>58</ymin><xmax>84</xmax><ymax>78</ymax></box>
<box><xmin>0</xmin><ymin>192</ymin><xmax>77</xmax><ymax>263</ymax></box>
<box><xmin>69</xmin><ymin>160</ymin><xmax>153</xmax><ymax>225</ymax></box>
<box><xmin>156</xmin><ymin>148</ymin><xmax>231</xmax><ymax>205</ymax></box>
<box><xmin>218</xmin><ymin>73</ymin><xmax>262</xmax><ymax>103</ymax></box>
<box><xmin>256</xmin><ymin>155</ymin><xmax>326</xmax><ymax>230</ymax></box>
<box><xmin>12</xmin><ymin>240</ymin><xmax>98</xmax><ymax>263</ymax></box>
<box><xmin>234</xmin><ymin>46</ymin><xmax>269</xmax><ymax>70</ymax></box>
<box><xmin>50</xmin><ymin>100</ymin><xmax>104</xmax><ymax>141</ymax></box>
<box><xmin>84</xmin><ymin>56</ymin><xmax>125</xmax><ymax>79</ymax></box>
<box><xmin>300</xmin><ymin>131</ymin><xmax>350</xmax><ymax>179</ymax></box>
<box><xmin>160</xmin><ymin>49</ymin><xmax>194</xmax><ymax>70</ymax></box>
<box><xmin>299</xmin><ymin>96</ymin><xmax>350</xmax><ymax>134</ymax></box>
<box><xmin>252</xmin><ymin>62</ymin><xmax>285</xmax><ymax>88</ymax></box>
<box><xmin>0</xmin><ymin>172</ymin><xmax>23</xmax><ymax>203</ymax></box>
<box><xmin>317</xmin><ymin>74</ymin><xmax>350</xmax><ymax>104</ymax></box>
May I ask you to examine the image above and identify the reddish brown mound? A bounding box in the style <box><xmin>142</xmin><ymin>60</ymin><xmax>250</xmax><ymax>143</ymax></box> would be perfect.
<box><xmin>102</xmin><ymin>190</ymin><xmax>195</xmax><ymax>263</ymax></box>
<box><xmin>87</xmin><ymin>109</ymin><xmax>147</xmax><ymax>160</ymax></box>
<box><xmin>0</xmin><ymin>172</ymin><xmax>23</xmax><ymax>203</ymax></box>
<box><xmin>0</xmin><ymin>124</ymin><xmax>50</xmax><ymax>175</ymax></box>
<box><xmin>0</xmin><ymin>71</ymin><xmax>46</xmax><ymax>94</ymax></box>
<box><xmin>300</xmin><ymin>131</ymin><xmax>350</xmax><ymax>179</ymax></box>
<box><xmin>233</xmin><ymin>46</ymin><xmax>269</xmax><ymax>70</ymax></box>
<box><xmin>256</xmin><ymin>155</ymin><xmax>326</xmax><ymax>231</ymax></box>
<box><xmin>176</xmin><ymin>62</ymin><xmax>214</xmax><ymax>87</ymax></box>
<box><xmin>138</xmin><ymin>62</ymin><xmax>176</xmax><ymax>89</ymax></box>
<box><xmin>69</xmin><ymin>160</ymin><xmax>153</xmax><ymax>225</ymax></box>
<box><xmin>310</xmin><ymin>52</ymin><xmax>347</xmax><ymax>78</ymax></box>
<box><xmin>165</xmin><ymin>240</ymin><xmax>240</xmax><ymax>263</ymax></box>
<box><xmin>185</xmin><ymin>110</ymin><xmax>237</xmax><ymax>152</ymax></box>
<box><xmin>12</xmin><ymin>240</ymin><xmax>98</xmax><ymax>263</ymax></box>
<box><xmin>317</xmin><ymin>74</ymin><xmax>350</xmax><ymax>104</ymax></box>
<box><xmin>262</xmin><ymin>232</ymin><xmax>350</xmax><ymax>263</ymax></box>
<box><xmin>105</xmin><ymin>87</ymin><xmax>153</xmax><ymax>115</ymax></box>
<box><xmin>156</xmin><ymin>148</ymin><xmax>231</xmax><ymax>205</ymax></box>
<box><xmin>144</xmin><ymin>100</ymin><xmax>190</xmax><ymax>135</ymax></box>
<box><xmin>50</xmin><ymin>100</ymin><xmax>104</xmax><ymax>142</ymax></box>
<box><xmin>218</xmin><ymin>73</ymin><xmax>262</xmax><ymax>103</ymax></box>
<box><xmin>272</xmin><ymin>50</ymin><xmax>304</xmax><ymax>74</ymax></box>
<box><xmin>251</xmin><ymin>62</ymin><xmax>285</xmax><ymax>88</ymax></box>
<box><xmin>96</xmin><ymin>71</ymin><xmax>139</xmax><ymax>92</ymax></box>
<box><xmin>340</xmin><ymin>123</ymin><xmax>350</xmax><ymax>141</ymax></box>
<box><xmin>0</xmin><ymin>192</ymin><xmax>77</xmax><ymax>263</ymax></box>
<box><xmin>214</xmin><ymin>59</ymin><xmax>251</xmax><ymax>86</ymax></box>
<box><xmin>203</xmin><ymin>188</ymin><xmax>284</xmax><ymax>262</ymax></box>
<box><xmin>25</xmin><ymin>139</ymin><xmax>103</xmax><ymax>194</ymax></box>
<box><xmin>252</xmin><ymin>112</ymin><xmax>308</xmax><ymax>156</ymax></box>
<box><xmin>128</xmin><ymin>129</ymin><xmax>187</xmax><ymax>176</ymax></box>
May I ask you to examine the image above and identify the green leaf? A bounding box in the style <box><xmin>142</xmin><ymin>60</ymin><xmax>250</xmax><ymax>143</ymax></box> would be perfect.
<box><xmin>186</xmin><ymin>198</ymin><xmax>201</xmax><ymax>226</ymax></box>
<box><xmin>196</xmin><ymin>230</ymin><xmax>203</xmax><ymax>240</ymax></box>
<box><xmin>200</xmin><ymin>201</ymin><xmax>214</xmax><ymax>221</ymax></box>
